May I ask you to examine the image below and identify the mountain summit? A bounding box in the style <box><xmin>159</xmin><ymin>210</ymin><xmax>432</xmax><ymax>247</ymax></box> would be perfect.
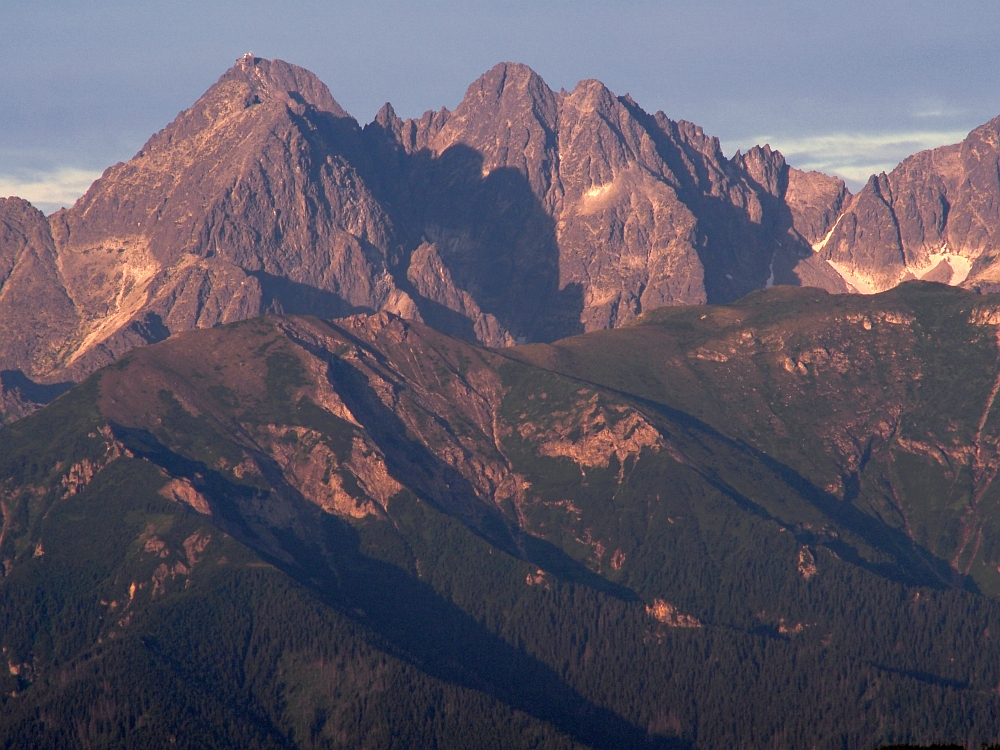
<box><xmin>2</xmin><ymin>56</ymin><xmax>403</xmax><ymax>385</ymax></box>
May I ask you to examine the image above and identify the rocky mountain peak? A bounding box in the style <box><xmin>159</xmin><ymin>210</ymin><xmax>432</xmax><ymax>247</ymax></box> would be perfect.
<box><xmin>672</xmin><ymin>120</ymin><xmax>726</xmax><ymax>162</ymax></box>
<box><xmin>466</xmin><ymin>62</ymin><xmax>552</xmax><ymax>103</ymax></box>
<box><xmin>406</xmin><ymin>62</ymin><xmax>561</xmax><ymax>218</ymax></box>
<box><xmin>1</xmin><ymin>57</ymin><xmax>402</xmax><ymax>388</ymax></box>
<box><xmin>431</xmin><ymin>62</ymin><xmax>560</xmax><ymax>162</ymax></box>
<box><xmin>372</xmin><ymin>102</ymin><xmax>404</xmax><ymax>136</ymax></box>
<box><xmin>969</xmin><ymin>113</ymin><xmax>1000</xmax><ymax>147</ymax></box>
<box><xmin>220</xmin><ymin>54</ymin><xmax>351</xmax><ymax>118</ymax></box>
<box><xmin>564</xmin><ymin>77</ymin><xmax>619</xmax><ymax>110</ymax></box>
<box><xmin>0</xmin><ymin>197</ymin><xmax>46</xmax><ymax>246</ymax></box>
<box><xmin>118</xmin><ymin>56</ymin><xmax>352</xmax><ymax>170</ymax></box>
<box><xmin>733</xmin><ymin>144</ymin><xmax>788</xmax><ymax>199</ymax></box>
<box><xmin>805</xmin><ymin>114</ymin><xmax>1000</xmax><ymax>294</ymax></box>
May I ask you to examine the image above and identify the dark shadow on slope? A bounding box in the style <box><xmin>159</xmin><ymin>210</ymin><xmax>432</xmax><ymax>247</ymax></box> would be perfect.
<box><xmin>109</xmin><ymin>423</ymin><xmax>688</xmax><ymax>750</ymax></box>
<box><xmin>405</xmin><ymin>146</ymin><xmax>584</xmax><ymax>343</ymax></box>
<box><xmin>0</xmin><ymin>370</ymin><xmax>75</xmax><ymax>404</ymax></box>
<box><xmin>246</xmin><ymin>97</ymin><xmax>583</xmax><ymax>345</ymax></box>
<box><xmin>682</xmin><ymin>452</ymin><xmax>940</xmax><ymax>589</ymax></box>
<box><xmin>620</xmin><ymin>100</ymin><xmax>815</xmax><ymax>305</ymax></box>
<box><xmin>405</xmin><ymin>295</ymin><xmax>479</xmax><ymax>341</ymax></box>
<box><xmin>248</xmin><ymin>270</ymin><xmax>372</xmax><ymax>319</ymax></box>
<box><xmin>130</xmin><ymin>636</ymin><xmax>298</xmax><ymax>749</ymax></box>
<box><xmin>361</xmin><ymin>117</ymin><xmax>585</xmax><ymax>344</ymax></box>
<box><xmin>493</xmin><ymin>351</ymin><xmax>970</xmax><ymax>592</ymax></box>
<box><xmin>127</xmin><ymin>312</ymin><xmax>172</xmax><ymax>344</ymax></box>
<box><xmin>288</xmin><ymin>324</ymin><xmax>640</xmax><ymax>602</ymax></box>
<box><xmin>640</xmin><ymin>394</ymin><xmax>967</xmax><ymax>590</ymax></box>
<box><xmin>305</xmin><ymin>336</ymin><xmax>523</xmax><ymax>558</ymax></box>
<box><xmin>109</xmin><ymin>424</ymin><xmax>270</xmax><ymax>546</ymax></box>
<box><xmin>746</xmin><ymin>444</ymin><xmax>972</xmax><ymax>592</ymax></box>
<box><xmin>313</xmin><ymin>510</ymin><xmax>687</xmax><ymax>750</ymax></box>
<box><xmin>870</xmin><ymin>663</ymin><xmax>969</xmax><ymax>691</ymax></box>
<box><xmin>519</xmin><ymin>533</ymin><xmax>642</xmax><ymax>603</ymax></box>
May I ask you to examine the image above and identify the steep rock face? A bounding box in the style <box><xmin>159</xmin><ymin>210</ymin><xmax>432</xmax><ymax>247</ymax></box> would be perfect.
<box><xmin>784</xmin><ymin>168</ymin><xmax>851</xmax><ymax>246</ymax></box>
<box><xmin>1</xmin><ymin>56</ymin><xmax>407</xmax><ymax>391</ymax></box>
<box><xmin>380</xmin><ymin>63</ymin><xmax>825</xmax><ymax>337</ymax></box>
<box><xmin>553</xmin><ymin>83</ymin><xmax>707</xmax><ymax>329</ymax></box>
<box><xmin>0</xmin><ymin>58</ymin><xmax>849</xmax><ymax>392</ymax></box>
<box><xmin>0</xmin><ymin>198</ymin><xmax>76</xmax><ymax>377</ymax></box>
<box><xmin>52</xmin><ymin>56</ymin><xmax>393</xmax><ymax>282</ymax></box>
<box><xmin>817</xmin><ymin>116</ymin><xmax>1000</xmax><ymax>293</ymax></box>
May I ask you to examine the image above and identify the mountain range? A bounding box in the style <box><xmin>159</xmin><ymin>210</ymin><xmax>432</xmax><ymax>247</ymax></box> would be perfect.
<box><xmin>4</xmin><ymin>55</ymin><xmax>1000</xmax><ymax>421</ymax></box>
<box><xmin>4</xmin><ymin>56</ymin><xmax>1000</xmax><ymax>748</ymax></box>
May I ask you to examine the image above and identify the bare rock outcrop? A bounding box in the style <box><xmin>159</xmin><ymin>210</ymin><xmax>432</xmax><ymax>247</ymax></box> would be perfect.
<box><xmin>784</xmin><ymin>168</ymin><xmax>851</xmax><ymax>246</ymax></box>
<box><xmin>0</xmin><ymin>57</ymin><xmax>852</xmax><ymax>404</ymax></box>
<box><xmin>383</xmin><ymin>63</ymin><xmax>814</xmax><ymax>335</ymax></box>
<box><xmin>0</xmin><ymin>198</ymin><xmax>76</xmax><ymax>379</ymax></box>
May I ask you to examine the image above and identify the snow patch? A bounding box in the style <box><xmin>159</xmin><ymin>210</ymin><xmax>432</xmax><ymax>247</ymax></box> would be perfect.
<box><xmin>825</xmin><ymin>259</ymin><xmax>880</xmax><ymax>295</ymax></box>
<box><xmin>823</xmin><ymin>243</ymin><xmax>972</xmax><ymax>296</ymax></box>
<box><xmin>910</xmin><ymin>246</ymin><xmax>972</xmax><ymax>286</ymax></box>
<box><xmin>811</xmin><ymin>213</ymin><xmax>845</xmax><ymax>253</ymax></box>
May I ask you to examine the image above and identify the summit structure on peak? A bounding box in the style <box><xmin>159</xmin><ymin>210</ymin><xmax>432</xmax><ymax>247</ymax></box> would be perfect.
<box><xmin>2</xmin><ymin>57</ymin><xmax>998</xmax><ymax>419</ymax></box>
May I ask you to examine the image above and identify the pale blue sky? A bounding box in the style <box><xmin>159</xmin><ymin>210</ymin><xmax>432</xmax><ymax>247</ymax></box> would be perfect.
<box><xmin>3</xmin><ymin>0</ymin><xmax>999</xmax><ymax>212</ymax></box>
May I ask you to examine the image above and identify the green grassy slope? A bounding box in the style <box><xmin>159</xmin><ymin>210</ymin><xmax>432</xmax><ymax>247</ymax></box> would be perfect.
<box><xmin>505</xmin><ymin>282</ymin><xmax>1000</xmax><ymax>596</ymax></box>
<box><xmin>2</xmin><ymin>286</ymin><xmax>1000</xmax><ymax>748</ymax></box>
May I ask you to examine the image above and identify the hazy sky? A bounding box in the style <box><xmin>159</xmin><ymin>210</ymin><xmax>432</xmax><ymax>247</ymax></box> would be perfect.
<box><xmin>3</xmin><ymin>0</ymin><xmax>999</xmax><ymax>213</ymax></box>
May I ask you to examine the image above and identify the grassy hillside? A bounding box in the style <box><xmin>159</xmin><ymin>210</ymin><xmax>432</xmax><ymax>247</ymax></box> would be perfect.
<box><xmin>2</xmin><ymin>285</ymin><xmax>1000</xmax><ymax>748</ymax></box>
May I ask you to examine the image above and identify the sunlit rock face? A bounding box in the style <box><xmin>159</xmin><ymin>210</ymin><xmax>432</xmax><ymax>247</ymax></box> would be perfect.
<box><xmin>813</xmin><ymin>115</ymin><xmax>1000</xmax><ymax>294</ymax></box>
<box><xmin>0</xmin><ymin>57</ymin><xmax>822</xmax><ymax>394</ymax></box>
<box><xmin>1</xmin><ymin>56</ymin><xmax>406</xmax><ymax>409</ymax></box>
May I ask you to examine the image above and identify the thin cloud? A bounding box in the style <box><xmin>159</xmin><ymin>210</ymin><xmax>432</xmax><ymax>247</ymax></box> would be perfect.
<box><xmin>728</xmin><ymin>130</ymin><xmax>970</xmax><ymax>191</ymax></box>
<box><xmin>0</xmin><ymin>168</ymin><xmax>101</xmax><ymax>215</ymax></box>
<box><xmin>912</xmin><ymin>109</ymin><xmax>962</xmax><ymax>119</ymax></box>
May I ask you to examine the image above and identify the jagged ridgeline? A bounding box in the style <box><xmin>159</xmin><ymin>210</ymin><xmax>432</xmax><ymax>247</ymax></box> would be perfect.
<box><xmin>8</xmin><ymin>54</ymin><xmax>1000</xmax><ymax>423</ymax></box>
<box><xmin>2</xmin><ymin>283</ymin><xmax>1000</xmax><ymax>748</ymax></box>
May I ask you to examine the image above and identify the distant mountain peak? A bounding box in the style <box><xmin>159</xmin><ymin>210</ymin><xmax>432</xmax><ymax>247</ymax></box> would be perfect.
<box><xmin>456</xmin><ymin>61</ymin><xmax>558</xmax><ymax>122</ymax></box>
<box><xmin>475</xmin><ymin>61</ymin><xmax>549</xmax><ymax>91</ymax></box>
<box><xmin>215</xmin><ymin>54</ymin><xmax>351</xmax><ymax>119</ymax></box>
